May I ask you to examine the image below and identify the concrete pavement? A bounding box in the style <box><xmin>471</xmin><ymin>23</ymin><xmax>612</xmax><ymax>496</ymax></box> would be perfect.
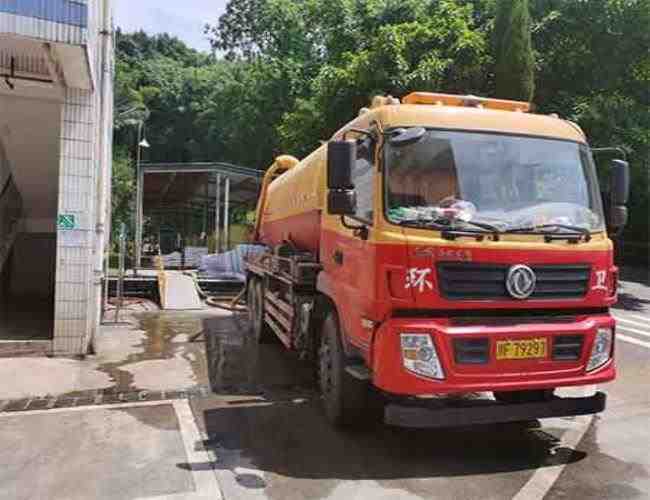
<box><xmin>1</xmin><ymin>277</ymin><xmax>649</xmax><ymax>500</ymax></box>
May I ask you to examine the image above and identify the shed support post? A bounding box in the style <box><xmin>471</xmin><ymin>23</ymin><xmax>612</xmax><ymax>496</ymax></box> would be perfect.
<box><xmin>224</xmin><ymin>177</ymin><xmax>230</xmax><ymax>251</ymax></box>
<box><xmin>135</xmin><ymin>165</ymin><xmax>144</xmax><ymax>274</ymax></box>
<box><xmin>215</xmin><ymin>173</ymin><xmax>221</xmax><ymax>253</ymax></box>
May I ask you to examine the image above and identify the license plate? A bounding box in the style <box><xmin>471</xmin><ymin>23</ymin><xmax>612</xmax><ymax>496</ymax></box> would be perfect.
<box><xmin>496</xmin><ymin>338</ymin><xmax>547</xmax><ymax>360</ymax></box>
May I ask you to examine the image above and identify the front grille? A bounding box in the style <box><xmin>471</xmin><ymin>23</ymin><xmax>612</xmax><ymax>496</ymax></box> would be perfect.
<box><xmin>438</xmin><ymin>263</ymin><xmax>591</xmax><ymax>300</ymax></box>
<box><xmin>553</xmin><ymin>335</ymin><xmax>584</xmax><ymax>361</ymax></box>
<box><xmin>451</xmin><ymin>316</ymin><xmax>576</xmax><ymax>326</ymax></box>
<box><xmin>453</xmin><ymin>338</ymin><xmax>489</xmax><ymax>364</ymax></box>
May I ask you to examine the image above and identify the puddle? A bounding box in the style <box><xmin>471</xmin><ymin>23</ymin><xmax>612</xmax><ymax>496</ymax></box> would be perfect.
<box><xmin>203</xmin><ymin>313</ymin><xmax>315</xmax><ymax>398</ymax></box>
<box><xmin>75</xmin><ymin>309</ymin><xmax>220</xmax><ymax>396</ymax></box>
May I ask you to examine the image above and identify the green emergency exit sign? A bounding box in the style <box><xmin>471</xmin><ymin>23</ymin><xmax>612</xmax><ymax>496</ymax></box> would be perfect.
<box><xmin>57</xmin><ymin>214</ymin><xmax>76</xmax><ymax>230</ymax></box>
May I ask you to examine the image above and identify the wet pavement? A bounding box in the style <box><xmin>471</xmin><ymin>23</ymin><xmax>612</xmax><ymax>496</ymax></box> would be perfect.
<box><xmin>0</xmin><ymin>301</ymin><xmax>219</xmax><ymax>402</ymax></box>
<box><xmin>189</xmin><ymin>289</ymin><xmax>650</xmax><ymax>500</ymax></box>
<box><xmin>1</xmin><ymin>277</ymin><xmax>649</xmax><ymax>499</ymax></box>
<box><xmin>94</xmin><ymin>309</ymin><xmax>211</xmax><ymax>394</ymax></box>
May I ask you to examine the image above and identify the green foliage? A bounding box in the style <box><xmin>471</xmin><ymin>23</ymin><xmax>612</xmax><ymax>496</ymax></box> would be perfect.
<box><xmin>276</xmin><ymin>0</ymin><xmax>489</xmax><ymax>155</ymax></box>
<box><xmin>114</xmin><ymin>0</ymin><xmax>650</xmax><ymax>252</ymax></box>
<box><xmin>494</xmin><ymin>0</ymin><xmax>535</xmax><ymax>101</ymax></box>
<box><xmin>531</xmin><ymin>0</ymin><xmax>650</xmax><ymax>243</ymax></box>
<box><xmin>110</xmin><ymin>147</ymin><xmax>135</xmax><ymax>243</ymax></box>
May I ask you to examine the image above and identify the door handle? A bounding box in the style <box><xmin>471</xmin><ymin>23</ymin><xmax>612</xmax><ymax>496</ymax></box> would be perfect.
<box><xmin>333</xmin><ymin>250</ymin><xmax>344</xmax><ymax>266</ymax></box>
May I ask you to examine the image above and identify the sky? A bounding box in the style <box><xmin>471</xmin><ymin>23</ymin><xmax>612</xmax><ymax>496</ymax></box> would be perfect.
<box><xmin>114</xmin><ymin>0</ymin><xmax>228</xmax><ymax>52</ymax></box>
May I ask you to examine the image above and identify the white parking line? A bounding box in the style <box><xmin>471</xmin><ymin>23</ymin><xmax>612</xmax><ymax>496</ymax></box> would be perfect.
<box><xmin>618</xmin><ymin>334</ymin><xmax>650</xmax><ymax>350</ymax></box>
<box><xmin>614</xmin><ymin>316</ymin><xmax>650</xmax><ymax>330</ymax></box>
<box><xmin>171</xmin><ymin>399</ymin><xmax>224</xmax><ymax>500</ymax></box>
<box><xmin>617</xmin><ymin>325</ymin><xmax>650</xmax><ymax>339</ymax></box>
<box><xmin>512</xmin><ymin>386</ymin><xmax>596</xmax><ymax>500</ymax></box>
<box><xmin>614</xmin><ymin>314</ymin><xmax>650</xmax><ymax>326</ymax></box>
<box><xmin>0</xmin><ymin>399</ymin><xmax>225</xmax><ymax>500</ymax></box>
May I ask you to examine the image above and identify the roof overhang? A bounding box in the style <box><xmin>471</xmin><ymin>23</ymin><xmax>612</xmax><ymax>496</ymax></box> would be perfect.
<box><xmin>0</xmin><ymin>34</ymin><xmax>93</xmax><ymax>100</ymax></box>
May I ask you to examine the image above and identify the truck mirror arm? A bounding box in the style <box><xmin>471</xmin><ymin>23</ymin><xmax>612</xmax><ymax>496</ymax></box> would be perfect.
<box><xmin>591</xmin><ymin>146</ymin><xmax>627</xmax><ymax>162</ymax></box>
<box><xmin>340</xmin><ymin>216</ymin><xmax>369</xmax><ymax>240</ymax></box>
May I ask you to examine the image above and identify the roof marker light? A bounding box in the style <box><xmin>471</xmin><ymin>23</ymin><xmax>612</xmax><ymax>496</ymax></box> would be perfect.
<box><xmin>403</xmin><ymin>92</ymin><xmax>532</xmax><ymax>113</ymax></box>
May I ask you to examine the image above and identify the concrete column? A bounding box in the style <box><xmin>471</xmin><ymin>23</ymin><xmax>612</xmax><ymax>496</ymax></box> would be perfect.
<box><xmin>53</xmin><ymin>88</ymin><xmax>97</xmax><ymax>355</ymax></box>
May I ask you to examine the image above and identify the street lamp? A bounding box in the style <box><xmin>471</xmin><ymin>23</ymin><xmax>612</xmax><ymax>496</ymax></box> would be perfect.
<box><xmin>134</xmin><ymin>121</ymin><xmax>150</xmax><ymax>275</ymax></box>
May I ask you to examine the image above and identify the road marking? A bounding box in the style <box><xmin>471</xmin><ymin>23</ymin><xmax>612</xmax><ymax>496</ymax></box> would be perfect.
<box><xmin>618</xmin><ymin>334</ymin><xmax>650</xmax><ymax>350</ymax></box>
<box><xmin>617</xmin><ymin>325</ymin><xmax>650</xmax><ymax>339</ymax></box>
<box><xmin>614</xmin><ymin>315</ymin><xmax>650</xmax><ymax>328</ymax></box>
<box><xmin>0</xmin><ymin>399</ymin><xmax>225</xmax><ymax>500</ymax></box>
<box><xmin>171</xmin><ymin>399</ymin><xmax>224</xmax><ymax>500</ymax></box>
<box><xmin>615</xmin><ymin>313</ymin><xmax>650</xmax><ymax>323</ymax></box>
<box><xmin>512</xmin><ymin>386</ymin><xmax>596</xmax><ymax>500</ymax></box>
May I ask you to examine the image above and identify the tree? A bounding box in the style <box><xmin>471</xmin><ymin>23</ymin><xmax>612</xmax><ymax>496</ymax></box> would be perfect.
<box><xmin>493</xmin><ymin>0</ymin><xmax>535</xmax><ymax>101</ymax></box>
<box><xmin>278</xmin><ymin>1</ymin><xmax>488</xmax><ymax>156</ymax></box>
<box><xmin>110</xmin><ymin>147</ymin><xmax>135</xmax><ymax>242</ymax></box>
<box><xmin>113</xmin><ymin>1</ymin><xmax>649</xmax><ymax>257</ymax></box>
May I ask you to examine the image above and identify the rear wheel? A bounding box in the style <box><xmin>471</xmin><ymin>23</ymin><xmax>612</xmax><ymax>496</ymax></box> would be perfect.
<box><xmin>318</xmin><ymin>308</ymin><xmax>371</xmax><ymax>426</ymax></box>
<box><xmin>247</xmin><ymin>277</ymin><xmax>272</xmax><ymax>343</ymax></box>
<box><xmin>493</xmin><ymin>389</ymin><xmax>555</xmax><ymax>404</ymax></box>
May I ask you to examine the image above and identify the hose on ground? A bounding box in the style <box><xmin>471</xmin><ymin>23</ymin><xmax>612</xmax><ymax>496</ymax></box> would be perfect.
<box><xmin>184</xmin><ymin>270</ymin><xmax>248</xmax><ymax>312</ymax></box>
<box><xmin>206</xmin><ymin>295</ymin><xmax>247</xmax><ymax>312</ymax></box>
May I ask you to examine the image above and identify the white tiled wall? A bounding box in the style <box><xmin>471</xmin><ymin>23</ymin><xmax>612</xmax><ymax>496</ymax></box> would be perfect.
<box><xmin>53</xmin><ymin>84</ymin><xmax>99</xmax><ymax>355</ymax></box>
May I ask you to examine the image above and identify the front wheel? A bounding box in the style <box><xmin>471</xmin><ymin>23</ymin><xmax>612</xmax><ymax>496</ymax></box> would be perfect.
<box><xmin>318</xmin><ymin>309</ymin><xmax>371</xmax><ymax>426</ymax></box>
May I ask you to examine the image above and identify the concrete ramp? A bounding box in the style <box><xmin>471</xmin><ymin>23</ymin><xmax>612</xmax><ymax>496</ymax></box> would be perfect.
<box><xmin>160</xmin><ymin>271</ymin><xmax>204</xmax><ymax>310</ymax></box>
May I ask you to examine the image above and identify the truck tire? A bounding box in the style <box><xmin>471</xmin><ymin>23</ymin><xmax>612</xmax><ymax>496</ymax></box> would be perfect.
<box><xmin>247</xmin><ymin>277</ymin><xmax>272</xmax><ymax>343</ymax></box>
<box><xmin>494</xmin><ymin>389</ymin><xmax>555</xmax><ymax>404</ymax></box>
<box><xmin>318</xmin><ymin>308</ymin><xmax>370</xmax><ymax>426</ymax></box>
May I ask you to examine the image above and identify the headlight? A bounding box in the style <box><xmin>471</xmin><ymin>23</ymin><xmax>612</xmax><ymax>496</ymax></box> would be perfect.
<box><xmin>400</xmin><ymin>333</ymin><xmax>445</xmax><ymax>380</ymax></box>
<box><xmin>587</xmin><ymin>327</ymin><xmax>613</xmax><ymax>372</ymax></box>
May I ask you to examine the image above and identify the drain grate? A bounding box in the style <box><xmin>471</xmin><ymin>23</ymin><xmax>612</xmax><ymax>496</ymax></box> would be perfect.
<box><xmin>0</xmin><ymin>385</ymin><xmax>214</xmax><ymax>413</ymax></box>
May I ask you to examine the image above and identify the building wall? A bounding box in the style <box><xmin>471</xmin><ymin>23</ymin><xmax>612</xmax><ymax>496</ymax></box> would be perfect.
<box><xmin>53</xmin><ymin>0</ymin><xmax>114</xmax><ymax>355</ymax></box>
<box><xmin>53</xmin><ymin>87</ymin><xmax>96</xmax><ymax>354</ymax></box>
<box><xmin>0</xmin><ymin>0</ymin><xmax>113</xmax><ymax>355</ymax></box>
<box><xmin>0</xmin><ymin>0</ymin><xmax>87</xmax><ymax>44</ymax></box>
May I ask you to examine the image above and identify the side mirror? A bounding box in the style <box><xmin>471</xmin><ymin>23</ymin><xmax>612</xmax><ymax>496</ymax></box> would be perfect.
<box><xmin>328</xmin><ymin>190</ymin><xmax>357</xmax><ymax>215</ymax></box>
<box><xmin>607</xmin><ymin>159</ymin><xmax>630</xmax><ymax>235</ymax></box>
<box><xmin>327</xmin><ymin>140</ymin><xmax>356</xmax><ymax>216</ymax></box>
<box><xmin>610</xmin><ymin>159</ymin><xmax>630</xmax><ymax>206</ymax></box>
<box><xmin>327</xmin><ymin>140</ymin><xmax>355</xmax><ymax>189</ymax></box>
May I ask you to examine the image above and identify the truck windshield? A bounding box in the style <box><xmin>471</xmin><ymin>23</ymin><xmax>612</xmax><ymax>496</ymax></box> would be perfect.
<box><xmin>384</xmin><ymin>129</ymin><xmax>605</xmax><ymax>233</ymax></box>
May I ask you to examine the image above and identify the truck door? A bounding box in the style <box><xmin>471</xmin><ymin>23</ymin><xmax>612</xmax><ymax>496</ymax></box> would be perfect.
<box><xmin>330</xmin><ymin>137</ymin><xmax>377</xmax><ymax>357</ymax></box>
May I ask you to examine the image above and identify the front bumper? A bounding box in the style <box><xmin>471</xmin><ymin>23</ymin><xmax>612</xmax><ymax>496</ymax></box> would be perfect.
<box><xmin>384</xmin><ymin>391</ymin><xmax>606</xmax><ymax>428</ymax></box>
<box><xmin>371</xmin><ymin>313</ymin><xmax>616</xmax><ymax>395</ymax></box>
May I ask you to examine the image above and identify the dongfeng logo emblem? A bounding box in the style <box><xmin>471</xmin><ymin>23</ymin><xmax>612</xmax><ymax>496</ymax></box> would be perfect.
<box><xmin>506</xmin><ymin>265</ymin><xmax>537</xmax><ymax>299</ymax></box>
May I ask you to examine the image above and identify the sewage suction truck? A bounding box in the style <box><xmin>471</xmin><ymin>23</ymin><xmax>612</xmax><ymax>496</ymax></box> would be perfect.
<box><xmin>246</xmin><ymin>92</ymin><xmax>630</xmax><ymax>428</ymax></box>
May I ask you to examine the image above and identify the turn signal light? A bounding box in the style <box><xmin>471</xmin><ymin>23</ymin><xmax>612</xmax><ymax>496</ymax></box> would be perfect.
<box><xmin>400</xmin><ymin>333</ymin><xmax>445</xmax><ymax>380</ymax></box>
<box><xmin>587</xmin><ymin>328</ymin><xmax>613</xmax><ymax>372</ymax></box>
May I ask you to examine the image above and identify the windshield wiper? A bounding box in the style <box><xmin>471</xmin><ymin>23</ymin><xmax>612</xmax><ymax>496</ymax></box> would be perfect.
<box><xmin>397</xmin><ymin>219</ymin><xmax>446</xmax><ymax>229</ymax></box>
<box><xmin>398</xmin><ymin>217</ymin><xmax>502</xmax><ymax>241</ymax></box>
<box><xmin>441</xmin><ymin>220</ymin><xmax>502</xmax><ymax>242</ymax></box>
<box><xmin>506</xmin><ymin>223</ymin><xmax>592</xmax><ymax>243</ymax></box>
<box><xmin>456</xmin><ymin>219</ymin><xmax>503</xmax><ymax>234</ymax></box>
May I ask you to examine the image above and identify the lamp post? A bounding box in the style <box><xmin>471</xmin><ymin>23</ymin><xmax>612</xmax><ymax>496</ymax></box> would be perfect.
<box><xmin>134</xmin><ymin>121</ymin><xmax>150</xmax><ymax>275</ymax></box>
